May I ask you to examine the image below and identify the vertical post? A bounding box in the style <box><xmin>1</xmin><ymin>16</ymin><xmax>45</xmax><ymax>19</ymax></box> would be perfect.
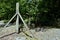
<box><xmin>16</xmin><ymin>15</ymin><xmax>19</xmax><ymax>33</ymax></box>
<box><xmin>16</xmin><ymin>2</ymin><xmax>19</xmax><ymax>14</ymax></box>
<box><xmin>16</xmin><ymin>2</ymin><xmax>19</xmax><ymax>33</ymax></box>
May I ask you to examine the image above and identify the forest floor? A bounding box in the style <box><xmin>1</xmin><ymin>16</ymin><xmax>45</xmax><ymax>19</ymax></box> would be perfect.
<box><xmin>0</xmin><ymin>25</ymin><xmax>60</xmax><ymax>40</ymax></box>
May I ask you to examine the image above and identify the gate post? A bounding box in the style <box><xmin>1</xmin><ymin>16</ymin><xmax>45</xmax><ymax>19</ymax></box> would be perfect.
<box><xmin>16</xmin><ymin>3</ymin><xmax>19</xmax><ymax>33</ymax></box>
<box><xmin>16</xmin><ymin>15</ymin><xmax>19</xmax><ymax>33</ymax></box>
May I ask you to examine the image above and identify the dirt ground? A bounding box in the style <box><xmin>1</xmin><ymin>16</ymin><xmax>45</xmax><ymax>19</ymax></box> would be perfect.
<box><xmin>0</xmin><ymin>25</ymin><xmax>60</xmax><ymax>40</ymax></box>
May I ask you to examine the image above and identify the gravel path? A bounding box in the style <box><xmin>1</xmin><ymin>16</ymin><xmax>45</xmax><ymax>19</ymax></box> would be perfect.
<box><xmin>34</xmin><ymin>28</ymin><xmax>60</xmax><ymax>40</ymax></box>
<box><xmin>0</xmin><ymin>26</ymin><xmax>60</xmax><ymax>40</ymax></box>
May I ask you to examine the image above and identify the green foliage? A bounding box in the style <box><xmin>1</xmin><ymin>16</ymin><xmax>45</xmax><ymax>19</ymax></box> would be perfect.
<box><xmin>0</xmin><ymin>0</ymin><xmax>60</xmax><ymax>27</ymax></box>
<box><xmin>0</xmin><ymin>0</ymin><xmax>17</xmax><ymax>20</ymax></box>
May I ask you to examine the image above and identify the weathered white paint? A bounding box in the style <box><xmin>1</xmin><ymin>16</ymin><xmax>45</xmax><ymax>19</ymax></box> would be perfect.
<box><xmin>4</xmin><ymin>2</ymin><xmax>29</xmax><ymax>33</ymax></box>
<box><xmin>16</xmin><ymin>15</ymin><xmax>19</xmax><ymax>32</ymax></box>
<box><xmin>16</xmin><ymin>3</ymin><xmax>19</xmax><ymax>32</ymax></box>
<box><xmin>16</xmin><ymin>2</ymin><xmax>19</xmax><ymax>14</ymax></box>
<box><xmin>3</xmin><ymin>2</ymin><xmax>35</xmax><ymax>38</ymax></box>
<box><xmin>16</xmin><ymin>3</ymin><xmax>29</xmax><ymax>30</ymax></box>
<box><xmin>18</xmin><ymin>13</ymin><xmax>29</xmax><ymax>30</ymax></box>
<box><xmin>4</xmin><ymin>13</ymin><xmax>17</xmax><ymax>28</ymax></box>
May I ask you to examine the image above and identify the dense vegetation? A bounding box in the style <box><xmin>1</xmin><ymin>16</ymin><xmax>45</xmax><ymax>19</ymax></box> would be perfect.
<box><xmin>0</xmin><ymin>0</ymin><xmax>60</xmax><ymax>27</ymax></box>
